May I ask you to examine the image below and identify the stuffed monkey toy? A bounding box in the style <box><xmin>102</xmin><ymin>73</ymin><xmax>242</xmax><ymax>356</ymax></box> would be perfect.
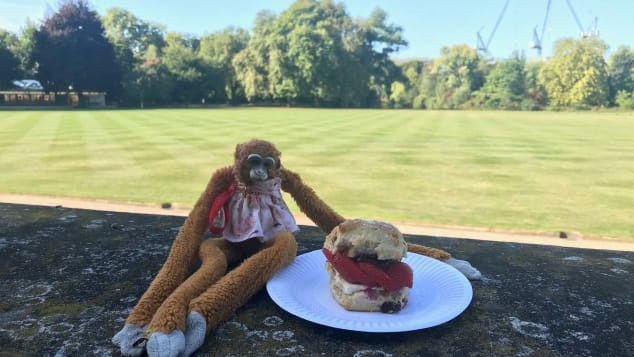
<box><xmin>112</xmin><ymin>139</ymin><xmax>479</xmax><ymax>357</ymax></box>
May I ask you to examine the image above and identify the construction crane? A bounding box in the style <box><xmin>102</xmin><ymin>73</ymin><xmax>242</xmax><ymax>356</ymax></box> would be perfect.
<box><xmin>476</xmin><ymin>0</ymin><xmax>511</xmax><ymax>56</ymax></box>
<box><xmin>529</xmin><ymin>0</ymin><xmax>552</xmax><ymax>56</ymax></box>
<box><xmin>529</xmin><ymin>0</ymin><xmax>599</xmax><ymax>56</ymax></box>
<box><xmin>566</xmin><ymin>0</ymin><xmax>599</xmax><ymax>38</ymax></box>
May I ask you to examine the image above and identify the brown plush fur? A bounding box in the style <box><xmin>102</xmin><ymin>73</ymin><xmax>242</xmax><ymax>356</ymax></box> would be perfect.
<box><xmin>123</xmin><ymin>139</ymin><xmax>452</xmax><ymax>340</ymax></box>
<box><xmin>407</xmin><ymin>243</ymin><xmax>451</xmax><ymax>261</ymax></box>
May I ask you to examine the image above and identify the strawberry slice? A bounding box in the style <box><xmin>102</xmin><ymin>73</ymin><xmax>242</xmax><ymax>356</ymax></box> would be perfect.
<box><xmin>386</xmin><ymin>262</ymin><xmax>413</xmax><ymax>288</ymax></box>
<box><xmin>358</xmin><ymin>262</ymin><xmax>400</xmax><ymax>291</ymax></box>
<box><xmin>322</xmin><ymin>247</ymin><xmax>335</xmax><ymax>261</ymax></box>
<box><xmin>322</xmin><ymin>248</ymin><xmax>374</xmax><ymax>286</ymax></box>
<box><xmin>322</xmin><ymin>249</ymin><xmax>413</xmax><ymax>291</ymax></box>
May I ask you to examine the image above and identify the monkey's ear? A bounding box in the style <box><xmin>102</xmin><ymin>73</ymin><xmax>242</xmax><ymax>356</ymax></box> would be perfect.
<box><xmin>234</xmin><ymin>143</ymin><xmax>244</xmax><ymax>161</ymax></box>
<box><xmin>277</xmin><ymin>158</ymin><xmax>282</xmax><ymax>168</ymax></box>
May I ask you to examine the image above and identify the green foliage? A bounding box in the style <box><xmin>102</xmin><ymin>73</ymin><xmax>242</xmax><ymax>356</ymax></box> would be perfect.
<box><xmin>102</xmin><ymin>7</ymin><xmax>165</xmax><ymax>56</ymax></box>
<box><xmin>615</xmin><ymin>90</ymin><xmax>634</xmax><ymax>110</ymax></box>
<box><xmin>609</xmin><ymin>46</ymin><xmax>634</xmax><ymax>102</ymax></box>
<box><xmin>233</xmin><ymin>0</ymin><xmax>405</xmax><ymax>107</ymax></box>
<box><xmin>15</xmin><ymin>22</ymin><xmax>38</xmax><ymax>77</ymax></box>
<box><xmin>524</xmin><ymin>61</ymin><xmax>547</xmax><ymax>109</ymax></box>
<box><xmin>162</xmin><ymin>32</ymin><xmax>205</xmax><ymax>103</ymax></box>
<box><xmin>0</xmin><ymin>24</ymin><xmax>37</xmax><ymax>80</ymax></box>
<box><xmin>428</xmin><ymin>44</ymin><xmax>486</xmax><ymax>109</ymax></box>
<box><xmin>232</xmin><ymin>10</ymin><xmax>277</xmax><ymax>102</ymax></box>
<box><xmin>32</xmin><ymin>0</ymin><xmax>119</xmax><ymax>94</ymax></box>
<box><xmin>102</xmin><ymin>7</ymin><xmax>165</xmax><ymax>104</ymax></box>
<box><xmin>0</xmin><ymin>30</ymin><xmax>21</xmax><ymax>87</ymax></box>
<box><xmin>137</xmin><ymin>44</ymin><xmax>172</xmax><ymax>106</ymax></box>
<box><xmin>538</xmin><ymin>38</ymin><xmax>610</xmax><ymax>108</ymax></box>
<box><xmin>389</xmin><ymin>81</ymin><xmax>408</xmax><ymax>108</ymax></box>
<box><xmin>478</xmin><ymin>54</ymin><xmax>526</xmax><ymax>110</ymax></box>
<box><xmin>199</xmin><ymin>27</ymin><xmax>249</xmax><ymax>104</ymax></box>
<box><xmin>393</xmin><ymin>60</ymin><xmax>427</xmax><ymax>109</ymax></box>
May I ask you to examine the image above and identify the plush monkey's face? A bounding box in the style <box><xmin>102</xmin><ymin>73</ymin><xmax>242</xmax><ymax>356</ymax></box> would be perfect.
<box><xmin>234</xmin><ymin>140</ymin><xmax>281</xmax><ymax>185</ymax></box>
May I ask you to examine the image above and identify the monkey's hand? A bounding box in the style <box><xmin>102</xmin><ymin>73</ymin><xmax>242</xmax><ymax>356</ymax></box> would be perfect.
<box><xmin>112</xmin><ymin>323</ymin><xmax>147</xmax><ymax>356</ymax></box>
<box><xmin>446</xmin><ymin>258</ymin><xmax>482</xmax><ymax>280</ymax></box>
<box><xmin>407</xmin><ymin>243</ymin><xmax>481</xmax><ymax>280</ymax></box>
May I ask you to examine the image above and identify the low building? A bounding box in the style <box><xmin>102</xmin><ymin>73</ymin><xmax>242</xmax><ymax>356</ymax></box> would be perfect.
<box><xmin>0</xmin><ymin>79</ymin><xmax>107</xmax><ymax>108</ymax></box>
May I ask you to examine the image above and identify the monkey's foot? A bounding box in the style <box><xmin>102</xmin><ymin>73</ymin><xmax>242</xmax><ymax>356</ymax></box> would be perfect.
<box><xmin>183</xmin><ymin>311</ymin><xmax>206</xmax><ymax>356</ymax></box>
<box><xmin>146</xmin><ymin>330</ymin><xmax>185</xmax><ymax>357</ymax></box>
<box><xmin>112</xmin><ymin>324</ymin><xmax>147</xmax><ymax>356</ymax></box>
<box><xmin>447</xmin><ymin>258</ymin><xmax>482</xmax><ymax>280</ymax></box>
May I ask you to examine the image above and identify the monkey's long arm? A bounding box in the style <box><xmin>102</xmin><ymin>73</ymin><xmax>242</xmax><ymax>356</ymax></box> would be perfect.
<box><xmin>409</xmin><ymin>242</ymin><xmax>481</xmax><ymax>279</ymax></box>
<box><xmin>407</xmin><ymin>243</ymin><xmax>451</xmax><ymax>261</ymax></box>
<box><xmin>280</xmin><ymin>167</ymin><xmax>345</xmax><ymax>234</ymax></box>
<box><xmin>125</xmin><ymin>166</ymin><xmax>235</xmax><ymax>327</ymax></box>
<box><xmin>279</xmin><ymin>167</ymin><xmax>454</xmax><ymax>264</ymax></box>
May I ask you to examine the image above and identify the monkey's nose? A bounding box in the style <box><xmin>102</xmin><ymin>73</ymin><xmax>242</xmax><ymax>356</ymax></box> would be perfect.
<box><xmin>250</xmin><ymin>170</ymin><xmax>268</xmax><ymax>180</ymax></box>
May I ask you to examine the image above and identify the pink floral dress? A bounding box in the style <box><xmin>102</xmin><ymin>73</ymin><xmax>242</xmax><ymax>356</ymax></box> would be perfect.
<box><xmin>222</xmin><ymin>177</ymin><xmax>299</xmax><ymax>243</ymax></box>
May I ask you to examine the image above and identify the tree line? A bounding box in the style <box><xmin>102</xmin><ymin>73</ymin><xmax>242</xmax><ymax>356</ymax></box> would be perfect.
<box><xmin>0</xmin><ymin>0</ymin><xmax>633</xmax><ymax>110</ymax></box>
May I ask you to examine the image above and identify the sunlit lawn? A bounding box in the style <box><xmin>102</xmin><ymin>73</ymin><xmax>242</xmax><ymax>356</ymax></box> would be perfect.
<box><xmin>0</xmin><ymin>108</ymin><xmax>632</xmax><ymax>239</ymax></box>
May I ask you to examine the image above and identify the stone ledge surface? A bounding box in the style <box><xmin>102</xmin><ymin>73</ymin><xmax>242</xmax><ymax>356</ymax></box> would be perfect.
<box><xmin>0</xmin><ymin>203</ymin><xmax>632</xmax><ymax>356</ymax></box>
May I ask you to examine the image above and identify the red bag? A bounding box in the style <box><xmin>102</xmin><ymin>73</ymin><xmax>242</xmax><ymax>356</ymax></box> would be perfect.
<box><xmin>208</xmin><ymin>184</ymin><xmax>236</xmax><ymax>235</ymax></box>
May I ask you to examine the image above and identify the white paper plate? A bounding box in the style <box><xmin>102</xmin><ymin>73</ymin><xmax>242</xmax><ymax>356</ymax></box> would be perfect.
<box><xmin>266</xmin><ymin>250</ymin><xmax>473</xmax><ymax>332</ymax></box>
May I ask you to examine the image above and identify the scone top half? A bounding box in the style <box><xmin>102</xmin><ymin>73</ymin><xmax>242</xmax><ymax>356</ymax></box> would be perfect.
<box><xmin>324</xmin><ymin>219</ymin><xmax>407</xmax><ymax>261</ymax></box>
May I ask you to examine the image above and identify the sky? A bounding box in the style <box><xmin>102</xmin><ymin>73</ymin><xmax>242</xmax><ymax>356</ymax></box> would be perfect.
<box><xmin>1</xmin><ymin>0</ymin><xmax>633</xmax><ymax>59</ymax></box>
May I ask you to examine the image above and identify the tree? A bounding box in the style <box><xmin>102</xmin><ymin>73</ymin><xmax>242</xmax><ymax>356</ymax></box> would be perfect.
<box><xmin>281</xmin><ymin>0</ymin><xmax>356</xmax><ymax>105</ymax></box>
<box><xmin>524</xmin><ymin>61</ymin><xmax>547</xmax><ymax>109</ymax></box>
<box><xmin>538</xmin><ymin>38</ymin><xmax>610</xmax><ymax>108</ymax></box>
<box><xmin>0</xmin><ymin>23</ymin><xmax>38</xmax><ymax>80</ymax></box>
<box><xmin>233</xmin><ymin>0</ymin><xmax>406</xmax><ymax>107</ymax></box>
<box><xmin>233</xmin><ymin>10</ymin><xmax>277</xmax><ymax>102</ymax></box>
<box><xmin>137</xmin><ymin>44</ymin><xmax>173</xmax><ymax>106</ymax></box>
<box><xmin>102</xmin><ymin>7</ymin><xmax>165</xmax><ymax>56</ymax></box>
<box><xmin>608</xmin><ymin>45</ymin><xmax>634</xmax><ymax>104</ymax></box>
<box><xmin>414</xmin><ymin>60</ymin><xmax>438</xmax><ymax>109</ymax></box>
<box><xmin>102</xmin><ymin>7</ymin><xmax>165</xmax><ymax>105</ymax></box>
<box><xmin>615</xmin><ymin>90</ymin><xmax>634</xmax><ymax>110</ymax></box>
<box><xmin>429</xmin><ymin>44</ymin><xmax>485</xmax><ymax>109</ymax></box>
<box><xmin>0</xmin><ymin>30</ymin><xmax>21</xmax><ymax>87</ymax></box>
<box><xmin>389</xmin><ymin>80</ymin><xmax>408</xmax><ymax>108</ymax></box>
<box><xmin>478</xmin><ymin>54</ymin><xmax>526</xmax><ymax>110</ymax></box>
<box><xmin>263</xmin><ymin>0</ymin><xmax>351</xmax><ymax>105</ymax></box>
<box><xmin>388</xmin><ymin>59</ymin><xmax>426</xmax><ymax>108</ymax></box>
<box><xmin>31</xmin><ymin>0</ymin><xmax>119</xmax><ymax>99</ymax></box>
<box><xmin>356</xmin><ymin>8</ymin><xmax>407</xmax><ymax>107</ymax></box>
<box><xmin>199</xmin><ymin>27</ymin><xmax>249</xmax><ymax>104</ymax></box>
<box><xmin>162</xmin><ymin>32</ymin><xmax>205</xmax><ymax>103</ymax></box>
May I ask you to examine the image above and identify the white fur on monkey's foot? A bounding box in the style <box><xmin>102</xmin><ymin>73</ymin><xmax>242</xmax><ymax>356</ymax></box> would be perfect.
<box><xmin>112</xmin><ymin>324</ymin><xmax>147</xmax><ymax>356</ymax></box>
<box><xmin>183</xmin><ymin>311</ymin><xmax>206</xmax><ymax>356</ymax></box>
<box><xmin>146</xmin><ymin>330</ymin><xmax>185</xmax><ymax>357</ymax></box>
<box><xmin>447</xmin><ymin>258</ymin><xmax>482</xmax><ymax>280</ymax></box>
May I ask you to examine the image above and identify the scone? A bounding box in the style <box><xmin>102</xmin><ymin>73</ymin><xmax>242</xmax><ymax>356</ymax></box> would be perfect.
<box><xmin>322</xmin><ymin>219</ymin><xmax>413</xmax><ymax>313</ymax></box>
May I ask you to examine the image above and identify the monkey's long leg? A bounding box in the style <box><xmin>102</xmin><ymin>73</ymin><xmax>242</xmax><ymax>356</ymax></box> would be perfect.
<box><xmin>126</xmin><ymin>167</ymin><xmax>234</xmax><ymax>327</ymax></box>
<box><xmin>189</xmin><ymin>232</ymin><xmax>297</xmax><ymax>332</ymax></box>
<box><xmin>146</xmin><ymin>239</ymin><xmax>242</xmax><ymax>333</ymax></box>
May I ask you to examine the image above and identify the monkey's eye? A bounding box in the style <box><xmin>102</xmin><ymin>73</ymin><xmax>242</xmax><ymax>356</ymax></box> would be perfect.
<box><xmin>263</xmin><ymin>157</ymin><xmax>276</xmax><ymax>168</ymax></box>
<box><xmin>247</xmin><ymin>154</ymin><xmax>262</xmax><ymax>166</ymax></box>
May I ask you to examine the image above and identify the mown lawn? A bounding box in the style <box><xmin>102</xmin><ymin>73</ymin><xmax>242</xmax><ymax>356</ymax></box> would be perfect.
<box><xmin>0</xmin><ymin>108</ymin><xmax>632</xmax><ymax>239</ymax></box>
